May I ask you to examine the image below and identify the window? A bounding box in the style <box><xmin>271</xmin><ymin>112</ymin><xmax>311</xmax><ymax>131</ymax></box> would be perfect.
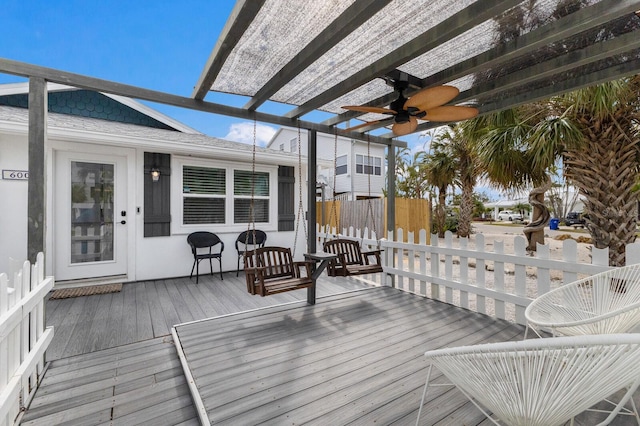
<box><xmin>356</xmin><ymin>154</ymin><xmax>381</xmax><ymax>176</ymax></box>
<box><xmin>234</xmin><ymin>170</ymin><xmax>269</xmax><ymax>223</ymax></box>
<box><xmin>290</xmin><ymin>137</ymin><xmax>297</xmax><ymax>153</ymax></box>
<box><xmin>336</xmin><ymin>155</ymin><xmax>347</xmax><ymax>175</ymax></box>
<box><xmin>178</xmin><ymin>159</ymin><xmax>275</xmax><ymax>229</ymax></box>
<box><xmin>182</xmin><ymin>166</ymin><xmax>225</xmax><ymax>224</ymax></box>
<box><xmin>279</xmin><ymin>143</ymin><xmax>284</xmax><ymax>151</ymax></box>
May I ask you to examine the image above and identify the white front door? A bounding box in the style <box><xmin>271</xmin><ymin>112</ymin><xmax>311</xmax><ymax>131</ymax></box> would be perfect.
<box><xmin>54</xmin><ymin>151</ymin><xmax>128</xmax><ymax>281</ymax></box>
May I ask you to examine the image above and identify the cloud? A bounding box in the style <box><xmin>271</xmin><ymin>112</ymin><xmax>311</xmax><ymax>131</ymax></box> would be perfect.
<box><xmin>224</xmin><ymin>122</ymin><xmax>277</xmax><ymax>147</ymax></box>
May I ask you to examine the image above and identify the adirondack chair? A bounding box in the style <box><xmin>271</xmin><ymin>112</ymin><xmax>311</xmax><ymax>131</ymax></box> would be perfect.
<box><xmin>322</xmin><ymin>238</ymin><xmax>382</xmax><ymax>277</ymax></box>
<box><xmin>244</xmin><ymin>246</ymin><xmax>314</xmax><ymax>296</ymax></box>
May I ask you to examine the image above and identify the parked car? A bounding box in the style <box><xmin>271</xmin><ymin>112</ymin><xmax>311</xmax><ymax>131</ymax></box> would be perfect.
<box><xmin>565</xmin><ymin>211</ymin><xmax>586</xmax><ymax>228</ymax></box>
<box><xmin>497</xmin><ymin>210</ymin><xmax>523</xmax><ymax>222</ymax></box>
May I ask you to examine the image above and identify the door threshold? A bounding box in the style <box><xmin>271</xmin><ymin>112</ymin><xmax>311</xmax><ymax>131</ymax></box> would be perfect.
<box><xmin>53</xmin><ymin>275</ymin><xmax>128</xmax><ymax>289</ymax></box>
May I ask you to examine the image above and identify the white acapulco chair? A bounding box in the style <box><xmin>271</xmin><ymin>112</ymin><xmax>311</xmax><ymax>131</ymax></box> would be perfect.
<box><xmin>416</xmin><ymin>334</ymin><xmax>640</xmax><ymax>426</ymax></box>
<box><xmin>525</xmin><ymin>263</ymin><xmax>640</xmax><ymax>338</ymax></box>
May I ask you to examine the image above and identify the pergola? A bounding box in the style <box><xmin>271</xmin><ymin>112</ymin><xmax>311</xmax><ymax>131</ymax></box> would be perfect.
<box><xmin>1</xmin><ymin>0</ymin><xmax>639</xmax><ymax>261</ymax></box>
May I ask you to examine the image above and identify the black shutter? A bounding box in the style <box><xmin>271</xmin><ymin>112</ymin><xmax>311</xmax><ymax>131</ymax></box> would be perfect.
<box><xmin>144</xmin><ymin>152</ymin><xmax>171</xmax><ymax>237</ymax></box>
<box><xmin>278</xmin><ymin>166</ymin><xmax>295</xmax><ymax>231</ymax></box>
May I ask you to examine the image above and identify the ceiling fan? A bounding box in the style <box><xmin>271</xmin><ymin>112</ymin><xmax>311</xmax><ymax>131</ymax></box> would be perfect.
<box><xmin>341</xmin><ymin>80</ymin><xmax>478</xmax><ymax>136</ymax></box>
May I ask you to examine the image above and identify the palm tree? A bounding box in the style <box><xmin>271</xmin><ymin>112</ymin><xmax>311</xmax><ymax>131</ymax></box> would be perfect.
<box><xmin>395</xmin><ymin>147</ymin><xmax>430</xmax><ymax>199</ymax></box>
<box><xmin>468</xmin><ymin>0</ymin><xmax>640</xmax><ymax>259</ymax></box>
<box><xmin>470</xmin><ymin>107</ymin><xmax>555</xmax><ymax>251</ymax></box>
<box><xmin>425</xmin><ymin>142</ymin><xmax>457</xmax><ymax>238</ymax></box>
<box><xmin>544</xmin><ymin>76</ymin><xmax>640</xmax><ymax>266</ymax></box>
<box><xmin>432</xmin><ymin>125</ymin><xmax>480</xmax><ymax>238</ymax></box>
<box><xmin>477</xmin><ymin>76</ymin><xmax>640</xmax><ymax>265</ymax></box>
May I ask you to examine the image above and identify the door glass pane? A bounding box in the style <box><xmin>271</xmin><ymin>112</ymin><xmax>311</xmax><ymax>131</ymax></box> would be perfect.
<box><xmin>70</xmin><ymin>161</ymin><xmax>114</xmax><ymax>263</ymax></box>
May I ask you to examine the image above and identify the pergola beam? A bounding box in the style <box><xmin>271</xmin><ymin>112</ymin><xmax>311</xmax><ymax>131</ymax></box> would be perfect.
<box><xmin>0</xmin><ymin>57</ymin><xmax>405</xmax><ymax>147</ymax></box>
<box><xmin>476</xmin><ymin>58</ymin><xmax>640</xmax><ymax>115</ymax></box>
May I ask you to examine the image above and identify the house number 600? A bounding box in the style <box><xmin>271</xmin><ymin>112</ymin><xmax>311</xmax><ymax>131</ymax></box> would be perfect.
<box><xmin>2</xmin><ymin>170</ymin><xmax>29</xmax><ymax>180</ymax></box>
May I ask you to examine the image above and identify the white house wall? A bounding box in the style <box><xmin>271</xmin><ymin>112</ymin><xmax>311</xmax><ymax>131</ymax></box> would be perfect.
<box><xmin>0</xmin><ymin>131</ymin><xmax>28</xmax><ymax>274</ymax></box>
<box><xmin>269</xmin><ymin>127</ymin><xmax>385</xmax><ymax>200</ymax></box>
<box><xmin>349</xmin><ymin>142</ymin><xmax>385</xmax><ymax>199</ymax></box>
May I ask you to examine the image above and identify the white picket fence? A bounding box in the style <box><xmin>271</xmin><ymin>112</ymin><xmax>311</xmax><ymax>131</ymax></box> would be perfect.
<box><xmin>317</xmin><ymin>225</ymin><xmax>640</xmax><ymax>326</ymax></box>
<box><xmin>0</xmin><ymin>253</ymin><xmax>54</xmax><ymax>426</ymax></box>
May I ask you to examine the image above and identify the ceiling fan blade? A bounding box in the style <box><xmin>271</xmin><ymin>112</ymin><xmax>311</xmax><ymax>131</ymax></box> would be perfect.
<box><xmin>404</xmin><ymin>85</ymin><xmax>460</xmax><ymax>111</ymax></box>
<box><xmin>423</xmin><ymin>105</ymin><xmax>479</xmax><ymax>122</ymax></box>
<box><xmin>392</xmin><ymin>116</ymin><xmax>418</xmax><ymax>136</ymax></box>
<box><xmin>341</xmin><ymin>105</ymin><xmax>396</xmax><ymax>115</ymax></box>
<box><xmin>344</xmin><ymin>120</ymin><xmax>383</xmax><ymax>132</ymax></box>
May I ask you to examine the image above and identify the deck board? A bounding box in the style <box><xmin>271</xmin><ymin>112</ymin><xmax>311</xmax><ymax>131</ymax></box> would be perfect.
<box><xmin>134</xmin><ymin>281</ymin><xmax>154</xmax><ymax>340</ymax></box>
<box><xmin>82</xmin><ymin>293</ymin><xmax>114</xmax><ymax>355</ymax></box>
<box><xmin>119</xmin><ymin>282</ymin><xmax>139</xmax><ymax>345</ymax></box>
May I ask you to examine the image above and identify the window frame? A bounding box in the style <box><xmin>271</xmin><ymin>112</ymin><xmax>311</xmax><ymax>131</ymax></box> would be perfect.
<box><xmin>233</xmin><ymin>169</ymin><xmax>271</xmax><ymax>224</ymax></box>
<box><xmin>173</xmin><ymin>156</ymin><xmax>278</xmax><ymax>234</ymax></box>
<box><xmin>336</xmin><ymin>154</ymin><xmax>348</xmax><ymax>175</ymax></box>
<box><xmin>355</xmin><ymin>154</ymin><xmax>382</xmax><ymax>176</ymax></box>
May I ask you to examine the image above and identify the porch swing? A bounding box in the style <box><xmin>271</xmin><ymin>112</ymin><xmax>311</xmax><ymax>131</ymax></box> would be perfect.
<box><xmin>243</xmin><ymin>121</ymin><xmax>315</xmax><ymax>297</ymax></box>
<box><xmin>322</xmin><ymin>133</ymin><xmax>383</xmax><ymax>277</ymax></box>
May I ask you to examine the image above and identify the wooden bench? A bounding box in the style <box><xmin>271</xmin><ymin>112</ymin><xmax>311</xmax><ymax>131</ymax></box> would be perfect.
<box><xmin>322</xmin><ymin>238</ymin><xmax>383</xmax><ymax>277</ymax></box>
<box><xmin>244</xmin><ymin>246</ymin><xmax>315</xmax><ymax>296</ymax></box>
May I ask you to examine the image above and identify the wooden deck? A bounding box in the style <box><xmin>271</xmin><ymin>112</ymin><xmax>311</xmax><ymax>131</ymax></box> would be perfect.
<box><xmin>173</xmin><ymin>286</ymin><xmax>526</xmax><ymax>425</ymax></box>
<box><xmin>21</xmin><ymin>272</ymin><xmax>640</xmax><ymax>425</ymax></box>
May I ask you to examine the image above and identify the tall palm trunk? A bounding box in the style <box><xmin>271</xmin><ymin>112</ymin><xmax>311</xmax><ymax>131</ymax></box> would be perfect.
<box><xmin>457</xmin><ymin>181</ymin><xmax>474</xmax><ymax>237</ymax></box>
<box><xmin>564</xmin><ymin>114</ymin><xmax>639</xmax><ymax>266</ymax></box>
<box><xmin>436</xmin><ymin>186</ymin><xmax>447</xmax><ymax>238</ymax></box>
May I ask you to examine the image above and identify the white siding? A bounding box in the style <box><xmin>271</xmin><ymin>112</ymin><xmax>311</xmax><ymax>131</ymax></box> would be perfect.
<box><xmin>268</xmin><ymin>128</ymin><xmax>386</xmax><ymax>200</ymax></box>
<box><xmin>0</xmin><ymin>133</ymin><xmax>28</xmax><ymax>273</ymax></box>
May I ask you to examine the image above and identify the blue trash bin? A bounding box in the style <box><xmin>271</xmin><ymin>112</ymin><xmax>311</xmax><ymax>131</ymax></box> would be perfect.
<box><xmin>549</xmin><ymin>218</ymin><xmax>559</xmax><ymax>230</ymax></box>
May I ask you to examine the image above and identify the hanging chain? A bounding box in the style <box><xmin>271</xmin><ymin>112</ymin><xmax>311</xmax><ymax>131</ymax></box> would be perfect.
<box><xmin>365</xmin><ymin>133</ymin><xmax>378</xmax><ymax>244</ymax></box>
<box><xmin>244</xmin><ymin>119</ymin><xmax>257</xmax><ymax>258</ymax></box>
<box><xmin>328</xmin><ymin>131</ymin><xmax>339</xmax><ymax>236</ymax></box>
<box><xmin>293</xmin><ymin>122</ymin><xmax>308</xmax><ymax>255</ymax></box>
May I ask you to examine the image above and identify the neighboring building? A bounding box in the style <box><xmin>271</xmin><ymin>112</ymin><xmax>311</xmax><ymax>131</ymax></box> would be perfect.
<box><xmin>267</xmin><ymin>127</ymin><xmax>385</xmax><ymax>201</ymax></box>
<box><xmin>0</xmin><ymin>83</ymin><xmax>307</xmax><ymax>286</ymax></box>
<box><xmin>485</xmin><ymin>198</ymin><xmax>531</xmax><ymax>221</ymax></box>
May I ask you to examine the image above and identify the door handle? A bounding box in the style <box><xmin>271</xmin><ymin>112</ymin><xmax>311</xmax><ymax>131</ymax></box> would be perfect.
<box><xmin>120</xmin><ymin>220</ymin><xmax>127</xmax><ymax>225</ymax></box>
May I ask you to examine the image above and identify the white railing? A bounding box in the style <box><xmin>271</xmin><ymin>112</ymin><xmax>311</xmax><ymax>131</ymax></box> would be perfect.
<box><xmin>0</xmin><ymin>253</ymin><xmax>54</xmax><ymax>426</ymax></box>
<box><xmin>317</xmin><ymin>225</ymin><xmax>640</xmax><ymax>326</ymax></box>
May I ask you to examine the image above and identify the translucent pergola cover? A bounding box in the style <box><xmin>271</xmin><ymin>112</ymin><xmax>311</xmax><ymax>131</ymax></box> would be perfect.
<box><xmin>194</xmin><ymin>0</ymin><xmax>640</xmax><ymax>138</ymax></box>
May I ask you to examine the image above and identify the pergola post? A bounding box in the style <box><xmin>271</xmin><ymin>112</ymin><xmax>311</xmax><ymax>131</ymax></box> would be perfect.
<box><xmin>307</xmin><ymin>129</ymin><xmax>317</xmax><ymax>254</ymax></box>
<box><xmin>307</xmin><ymin>129</ymin><xmax>317</xmax><ymax>304</ymax></box>
<box><xmin>386</xmin><ymin>144</ymin><xmax>396</xmax><ymax>236</ymax></box>
<box><xmin>27</xmin><ymin>77</ymin><xmax>47</xmax><ymax>263</ymax></box>
<box><xmin>386</xmin><ymin>144</ymin><xmax>396</xmax><ymax>288</ymax></box>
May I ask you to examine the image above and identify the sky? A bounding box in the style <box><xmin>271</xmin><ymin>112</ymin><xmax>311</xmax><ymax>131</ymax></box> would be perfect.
<box><xmin>1</xmin><ymin>0</ymin><xmax>500</xmax><ymax>200</ymax></box>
